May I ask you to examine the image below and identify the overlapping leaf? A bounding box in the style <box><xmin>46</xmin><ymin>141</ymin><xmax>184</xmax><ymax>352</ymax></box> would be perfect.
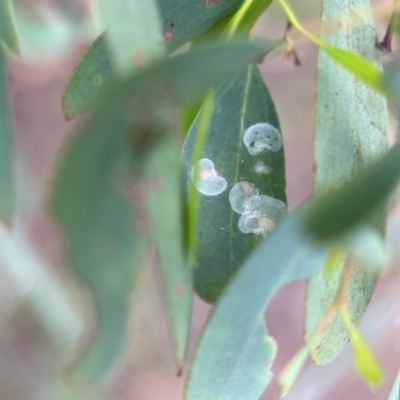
<box><xmin>182</xmin><ymin>62</ymin><xmax>286</xmax><ymax>304</ymax></box>
<box><xmin>145</xmin><ymin>134</ymin><xmax>192</xmax><ymax>370</ymax></box>
<box><xmin>94</xmin><ymin>0</ymin><xmax>165</xmax><ymax>72</ymax></box>
<box><xmin>52</xmin><ymin>40</ymin><xmax>269</xmax><ymax>383</ymax></box>
<box><xmin>305</xmin><ymin>0</ymin><xmax>389</xmax><ymax>365</ymax></box>
<box><xmin>0</xmin><ymin>0</ymin><xmax>19</xmax><ymax>53</ymax></box>
<box><xmin>186</xmin><ymin>204</ymin><xmax>329</xmax><ymax>400</ymax></box>
<box><xmin>62</xmin><ymin>0</ymin><xmax>243</xmax><ymax>119</ymax></box>
<box><xmin>0</xmin><ymin>45</ymin><xmax>14</xmax><ymax>221</ymax></box>
<box><xmin>276</xmin><ymin>0</ymin><xmax>384</xmax><ymax>93</ymax></box>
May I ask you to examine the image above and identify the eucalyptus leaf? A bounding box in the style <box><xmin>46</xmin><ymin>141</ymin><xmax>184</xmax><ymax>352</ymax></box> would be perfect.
<box><xmin>62</xmin><ymin>35</ymin><xmax>114</xmax><ymax>120</ymax></box>
<box><xmin>306</xmin><ymin>0</ymin><xmax>389</xmax><ymax>366</ymax></box>
<box><xmin>0</xmin><ymin>0</ymin><xmax>18</xmax><ymax>54</ymax></box>
<box><xmin>52</xmin><ymin>40</ymin><xmax>268</xmax><ymax>383</ymax></box>
<box><xmin>52</xmin><ymin>108</ymin><xmax>143</xmax><ymax>384</ymax></box>
<box><xmin>182</xmin><ymin>62</ymin><xmax>286</xmax><ymax>304</ymax></box>
<box><xmin>62</xmin><ymin>0</ymin><xmax>243</xmax><ymax>119</ymax></box>
<box><xmin>186</xmin><ymin>204</ymin><xmax>329</xmax><ymax>400</ymax></box>
<box><xmin>308</xmin><ymin>143</ymin><xmax>400</xmax><ymax>238</ymax></box>
<box><xmin>224</xmin><ymin>0</ymin><xmax>272</xmax><ymax>40</ymax></box>
<box><xmin>385</xmin><ymin>366</ymin><xmax>400</xmax><ymax>400</ymax></box>
<box><xmin>0</xmin><ymin>44</ymin><xmax>14</xmax><ymax>221</ymax></box>
<box><xmin>276</xmin><ymin>0</ymin><xmax>384</xmax><ymax>93</ymax></box>
<box><xmin>145</xmin><ymin>134</ymin><xmax>192</xmax><ymax>370</ymax></box>
<box><xmin>94</xmin><ymin>0</ymin><xmax>165</xmax><ymax>72</ymax></box>
<box><xmin>340</xmin><ymin>308</ymin><xmax>384</xmax><ymax>389</ymax></box>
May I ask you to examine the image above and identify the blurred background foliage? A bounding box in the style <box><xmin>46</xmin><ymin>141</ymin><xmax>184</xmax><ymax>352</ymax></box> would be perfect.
<box><xmin>1</xmin><ymin>0</ymin><xmax>400</xmax><ymax>399</ymax></box>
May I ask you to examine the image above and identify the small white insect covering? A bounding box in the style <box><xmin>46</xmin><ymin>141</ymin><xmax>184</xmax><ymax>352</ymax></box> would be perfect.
<box><xmin>254</xmin><ymin>162</ymin><xmax>272</xmax><ymax>175</ymax></box>
<box><xmin>229</xmin><ymin>182</ymin><xmax>287</xmax><ymax>236</ymax></box>
<box><xmin>229</xmin><ymin>181</ymin><xmax>259</xmax><ymax>214</ymax></box>
<box><xmin>243</xmin><ymin>122</ymin><xmax>282</xmax><ymax>155</ymax></box>
<box><xmin>191</xmin><ymin>158</ymin><xmax>227</xmax><ymax>196</ymax></box>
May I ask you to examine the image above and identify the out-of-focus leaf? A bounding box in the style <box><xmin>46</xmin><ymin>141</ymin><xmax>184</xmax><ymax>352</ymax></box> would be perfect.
<box><xmin>186</xmin><ymin>90</ymin><xmax>214</xmax><ymax>260</ymax></box>
<box><xmin>308</xmin><ymin>143</ymin><xmax>400</xmax><ymax>238</ymax></box>
<box><xmin>179</xmin><ymin>0</ymin><xmax>276</xmax><ymax>137</ymax></box>
<box><xmin>306</xmin><ymin>0</ymin><xmax>388</xmax><ymax>365</ymax></box>
<box><xmin>52</xmin><ymin>40</ymin><xmax>268</xmax><ymax>384</ymax></box>
<box><xmin>278</xmin><ymin>344</ymin><xmax>310</xmax><ymax>396</ymax></box>
<box><xmin>62</xmin><ymin>0</ymin><xmax>243</xmax><ymax>119</ymax></box>
<box><xmin>276</xmin><ymin>0</ymin><xmax>384</xmax><ymax>93</ymax></box>
<box><xmin>0</xmin><ymin>0</ymin><xmax>18</xmax><ymax>53</ymax></box>
<box><xmin>94</xmin><ymin>0</ymin><xmax>165</xmax><ymax>72</ymax></box>
<box><xmin>0</xmin><ymin>45</ymin><xmax>14</xmax><ymax>221</ymax></box>
<box><xmin>145</xmin><ymin>134</ymin><xmax>192</xmax><ymax>371</ymax></box>
<box><xmin>385</xmin><ymin>365</ymin><xmax>400</xmax><ymax>400</ymax></box>
<box><xmin>340</xmin><ymin>307</ymin><xmax>384</xmax><ymax>389</ymax></box>
<box><xmin>186</xmin><ymin>204</ymin><xmax>329</xmax><ymax>400</ymax></box>
<box><xmin>52</xmin><ymin>112</ymin><xmax>143</xmax><ymax>384</ymax></box>
<box><xmin>180</xmin><ymin>100</ymin><xmax>203</xmax><ymax>137</ymax></box>
<box><xmin>62</xmin><ymin>35</ymin><xmax>115</xmax><ymax>120</ymax></box>
<box><xmin>182</xmin><ymin>62</ymin><xmax>286</xmax><ymax>304</ymax></box>
<box><xmin>224</xmin><ymin>0</ymin><xmax>272</xmax><ymax>39</ymax></box>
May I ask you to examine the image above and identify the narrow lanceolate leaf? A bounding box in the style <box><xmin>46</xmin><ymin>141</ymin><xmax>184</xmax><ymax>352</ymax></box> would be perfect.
<box><xmin>51</xmin><ymin>109</ymin><xmax>143</xmax><ymax>384</ymax></box>
<box><xmin>182</xmin><ymin>62</ymin><xmax>286</xmax><ymax>304</ymax></box>
<box><xmin>94</xmin><ymin>0</ymin><xmax>165</xmax><ymax>72</ymax></box>
<box><xmin>62</xmin><ymin>0</ymin><xmax>243</xmax><ymax>119</ymax></box>
<box><xmin>186</xmin><ymin>204</ymin><xmax>329</xmax><ymax>400</ymax></box>
<box><xmin>223</xmin><ymin>0</ymin><xmax>273</xmax><ymax>39</ymax></box>
<box><xmin>385</xmin><ymin>365</ymin><xmax>400</xmax><ymax>400</ymax></box>
<box><xmin>276</xmin><ymin>0</ymin><xmax>384</xmax><ymax>93</ymax></box>
<box><xmin>0</xmin><ymin>45</ymin><xmax>14</xmax><ymax>221</ymax></box>
<box><xmin>340</xmin><ymin>308</ymin><xmax>384</xmax><ymax>389</ymax></box>
<box><xmin>62</xmin><ymin>35</ymin><xmax>115</xmax><ymax>121</ymax></box>
<box><xmin>0</xmin><ymin>0</ymin><xmax>19</xmax><ymax>54</ymax></box>
<box><xmin>308</xmin><ymin>142</ymin><xmax>400</xmax><ymax>238</ymax></box>
<box><xmin>145</xmin><ymin>134</ymin><xmax>192</xmax><ymax>371</ymax></box>
<box><xmin>52</xmin><ymin>41</ymin><xmax>268</xmax><ymax>383</ymax></box>
<box><xmin>306</xmin><ymin>0</ymin><xmax>389</xmax><ymax>366</ymax></box>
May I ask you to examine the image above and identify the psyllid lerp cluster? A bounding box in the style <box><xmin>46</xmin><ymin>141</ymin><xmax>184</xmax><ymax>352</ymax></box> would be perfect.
<box><xmin>229</xmin><ymin>182</ymin><xmax>287</xmax><ymax>236</ymax></box>
<box><xmin>191</xmin><ymin>122</ymin><xmax>286</xmax><ymax>236</ymax></box>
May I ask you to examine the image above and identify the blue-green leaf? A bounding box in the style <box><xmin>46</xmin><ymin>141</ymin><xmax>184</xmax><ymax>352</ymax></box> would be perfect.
<box><xmin>308</xmin><ymin>143</ymin><xmax>400</xmax><ymax>238</ymax></box>
<box><xmin>186</xmin><ymin>204</ymin><xmax>329</xmax><ymax>400</ymax></box>
<box><xmin>145</xmin><ymin>134</ymin><xmax>192</xmax><ymax>370</ymax></box>
<box><xmin>0</xmin><ymin>44</ymin><xmax>14</xmax><ymax>221</ymax></box>
<box><xmin>340</xmin><ymin>307</ymin><xmax>384</xmax><ymax>389</ymax></box>
<box><xmin>182</xmin><ymin>62</ymin><xmax>286</xmax><ymax>304</ymax></box>
<box><xmin>0</xmin><ymin>0</ymin><xmax>19</xmax><ymax>54</ymax></box>
<box><xmin>62</xmin><ymin>0</ymin><xmax>243</xmax><ymax>119</ymax></box>
<box><xmin>52</xmin><ymin>40</ymin><xmax>269</xmax><ymax>384</ymax></box>
<box><xmin>94</xmin><ymin>0</ymin><xmax>165</xmax><ymax>72</ymax></box>
<box><xmin>305</xmin><ymin>0</ymin><xmax>389</xmax><ymax>366</ymax></box>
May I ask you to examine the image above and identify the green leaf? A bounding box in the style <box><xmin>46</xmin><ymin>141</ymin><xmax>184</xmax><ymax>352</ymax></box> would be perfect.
<box><xmin>52</xmin><ymin>40</ymin><xmax>268</xmax><ymax>383</ymax></box>
<box><xmin>182</xmin><ymin>62</ymin><xmax>286</xmax><ymax>304</ymax></box>
<box><xmin>276</xmin><ymin>0</ymin><xmax>384</xmax><ymax>93</ymax></box>
<box><xmin>305</xmin><ymin>0</ymin><xmax>389</xmax><ymax>366</ymax></box>
<box><xmin>340</xmin><ymin>307</ymin><xmax>384</xmax><ymax>389</ymax></box>
<box><xmin>308</xmin><ymin>143</ymin><xmax>400</xmax><ymax>238</ymax></box>
<box><xmin>0</xmin><ymin>44</ymin><xmax>14</xmax><ymax>221</ymax></box>
<box><xmin>145</xmin><ymin>134</ymin><xmax>192</xmax><ymax>371</ymax></box>
<box><xmin>94</xmin><ymin>0</ymin><xmax>165</xmax><ymax>72</ymax></box>
<box><xmin>52</xmin><ymin>105</ymin><xmax>143</xmax><ymax>384</ymax></box>
<box><xmin>186</xmin><ymin>204</ymin><xmax>329</xmax><ymax>400</ymax></box>
<box><xmin>385</xmin><ymin>366</ymin><xmax>400</xmax><ymax>400</ymax></box>
<box><xmin>0</xmin><ymin>0</ymin><xmax>18</xmax><ymax>54</ymax></box>
<box><xmin>180</xmin><ymin>100</ymin><xmax>203</xmax><ymax>137</ymax></box>
<box><xmin>62</xmin><ymin>34</ymin><xmax>115</xmax><ymax>120</ymax></box>
<box><xmin>62</xmin><ymin>0</ymin><xmax>243</xmax><ymax>119</ymax></box>
<box><xmin>224</xmin><ymin>0</ymin><xmax>273</xmax><ymax>40</ymax></box>
<box><xmin>278</xmin><ymin>344</ymin><xmax>310</xmax><ymax>396</ymax></box>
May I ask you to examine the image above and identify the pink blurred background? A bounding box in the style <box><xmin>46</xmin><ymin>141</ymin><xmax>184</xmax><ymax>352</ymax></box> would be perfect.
<box><xmin>1</xmin><ymin>0</ymin><xmax>400</xmax><ymax>399</ymax></box>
